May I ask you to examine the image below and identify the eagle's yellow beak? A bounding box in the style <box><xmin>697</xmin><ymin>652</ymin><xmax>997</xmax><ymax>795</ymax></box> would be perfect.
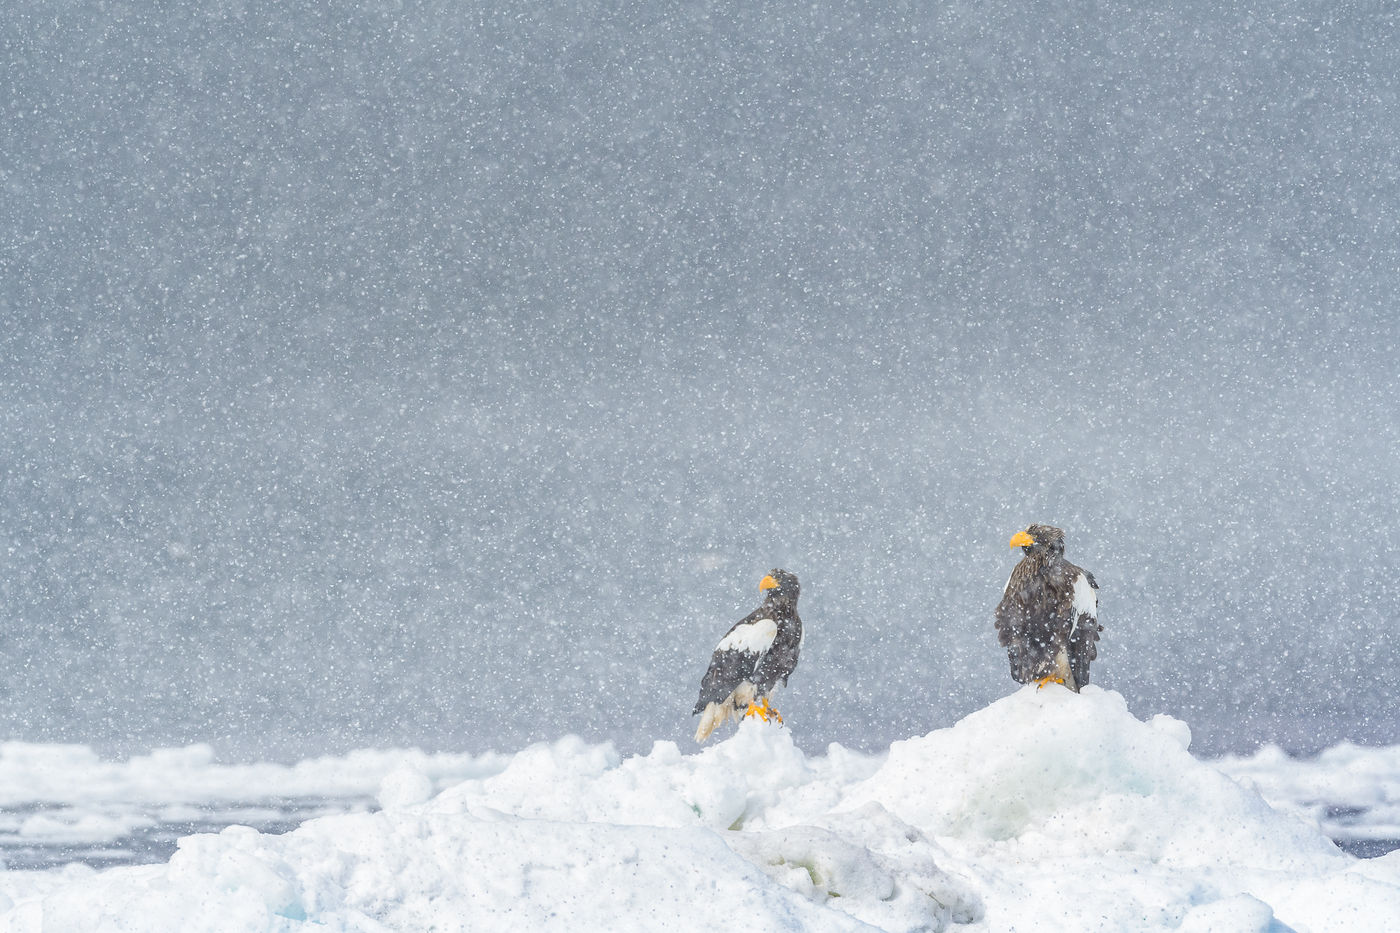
<box><xmin>759</xmin><ymin>574</ymin><xmax>779</xmax><ymax>591</ymax></box>
<box><xmin>1009</xmin><ymin>531</ymin><xmax>1035</xmax><ymax>549</ymax></box>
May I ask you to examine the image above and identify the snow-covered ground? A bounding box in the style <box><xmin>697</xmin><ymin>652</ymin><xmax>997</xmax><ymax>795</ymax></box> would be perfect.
<box><xmin>1216</xmin><ymin>743</ymin><xmax>1400</xmax><ymax>858</ymax></box>
<box><xmin>0</xmin><ymin>743</ymin><xmax>507</xmax><ymax>871</ymax></box>
<box><xmin>3</xmin><ymin>688</ymin><xmax>1400</xmax><ymax>931</ymax></box>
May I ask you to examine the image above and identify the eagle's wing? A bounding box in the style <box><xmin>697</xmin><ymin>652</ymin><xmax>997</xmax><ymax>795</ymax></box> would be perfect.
<box><xmin>1068</xmin><ymin>568</ymin><xmax>1100</xmax><ymax>688</ymax></box>
<box><xmin>693</xmin><ymin>610</ymin><xmax>777</xmax><ymax>713</ymax></box>
<box><xmin>750</xmin><ymin>612</ymin><xmax>800</xmax><ymax>695</ymax></box>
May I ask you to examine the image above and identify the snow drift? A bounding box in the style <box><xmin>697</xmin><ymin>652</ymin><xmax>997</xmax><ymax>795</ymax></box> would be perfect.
<box><xmin>4</xmin><ymin>687</ymin><xmax>1400</xmax><ymax>932</ymax></box>
<box><xmin>0</xmin><ymin>742</ymin><xmax>504</xmax><ymax>855</ymax></box>
<box><xmin>1217</xmin><ymin>742</ymin><xmax>1400</xmax><ymax>854</ymax></box>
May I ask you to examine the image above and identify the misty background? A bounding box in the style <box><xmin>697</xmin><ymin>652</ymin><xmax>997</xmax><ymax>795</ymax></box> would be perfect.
<box><xmin>3</xmin><ymin>1</ymin><xmax>1396</xmax><ymax>762</ymax></box>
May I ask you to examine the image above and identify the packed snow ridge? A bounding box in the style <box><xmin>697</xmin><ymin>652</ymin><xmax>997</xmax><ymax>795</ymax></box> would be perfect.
<box><xmin>5</xmin><ymin>687</ymin><xmax>1400</xmax><ymax>932</ymax></box>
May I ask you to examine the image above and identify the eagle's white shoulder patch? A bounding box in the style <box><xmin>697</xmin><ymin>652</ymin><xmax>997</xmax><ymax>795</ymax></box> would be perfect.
<box><xmin>1071</xmin><ymin>572</ymin><xmax>1097</xmax><ymax>634</ymax></box>
<box><xmin>717</xmin><ymin>618</ymin><xmax>778</xmax><ymax>654</ymax></box>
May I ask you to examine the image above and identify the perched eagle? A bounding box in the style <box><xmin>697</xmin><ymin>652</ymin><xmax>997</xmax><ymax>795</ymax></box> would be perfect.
<box><xmin>692</xmin><ymin>570</ymin><xmax>802</xmax><ymax>743</ymax></box>
<box><xmin>995</xmin><ymin>524</ymin><xmax>1101</xmax><ymax>692</ymax></box>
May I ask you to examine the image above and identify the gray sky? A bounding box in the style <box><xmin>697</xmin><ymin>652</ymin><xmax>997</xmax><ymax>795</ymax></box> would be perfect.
<box><xmin>3</xmin><ymin>0</ymin><xmax>1397</xmax><ymax>760</ymax></box>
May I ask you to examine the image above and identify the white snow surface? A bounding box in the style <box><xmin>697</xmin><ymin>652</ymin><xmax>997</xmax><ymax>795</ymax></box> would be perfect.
<box><xmin>1217</xmin><ymin>742</ymin><xmax>1400</xmax><ymax>847</ymax></box>
<box><xmin>0</xmin><ymin>743</ymin><xmax>507</xmax><ymax>850</ymax></box>
<box><xmin>0</xmin><ymin>742</ymin><xmax>508</xmax><ymax>809</ymax></box>
<box><xmin>4</xmin><ymin>687</ymin><xmax>1400</xmax><ymax>931</ymax></box>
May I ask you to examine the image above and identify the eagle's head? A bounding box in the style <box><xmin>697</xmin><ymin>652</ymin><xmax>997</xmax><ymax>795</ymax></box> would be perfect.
<box><xmin>759</xmin><ymin>569</ymin><xmax>800</xmax><ymax>605</ymax></box>
<box><xmin>1009</xmin><ymin>524</ymin><xmax>1066</xmax><ymax>558</ymax></box>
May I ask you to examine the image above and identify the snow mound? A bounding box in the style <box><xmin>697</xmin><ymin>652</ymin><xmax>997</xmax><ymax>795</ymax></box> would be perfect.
<box><xmin>4</xmin><ymin>687</ymin><xmax>1400</xmax><ymax>932</ymax></box>
<box><xmin>839</xmin><ymin>686</ymin><xmax>1339</xmax><ymax>870</ymax></box>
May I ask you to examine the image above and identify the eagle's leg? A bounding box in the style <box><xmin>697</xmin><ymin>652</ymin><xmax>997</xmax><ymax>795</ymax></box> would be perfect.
<box><xmin>743</xmin><ymin>696</ymin><xmax>783</xmax><ymax>724</ymax></box>
<box><xmin>1033</xmin><ymin>675</ymin><xmax>1066</xmax><ymax>690</ymax></box>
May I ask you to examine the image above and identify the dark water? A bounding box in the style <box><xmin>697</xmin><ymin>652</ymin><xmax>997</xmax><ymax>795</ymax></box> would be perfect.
<box><xmin>1335</xmin><ymin>839</ymin><xmax>1400</xmax><ymax>860</ymax></box>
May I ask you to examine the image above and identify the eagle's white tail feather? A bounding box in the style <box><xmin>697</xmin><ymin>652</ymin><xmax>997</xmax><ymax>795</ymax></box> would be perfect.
<box><xmin>1053</xmin><ymin>647</ymin><xmax>1078</xmax><ymax>692</ymax></box>
<box><xmin>694</xmin><ymin>682</ymin><xmax>759</xmax><ymax>743</ymax></box>
<box><xmin>694</xmin><ymin>702</ymin><xmax>726</xmax><ymax>743</ymax></box>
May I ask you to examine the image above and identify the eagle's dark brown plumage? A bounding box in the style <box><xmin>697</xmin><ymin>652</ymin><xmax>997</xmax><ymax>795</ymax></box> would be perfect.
<box><xmin>692</xmin><ymin>569</ymin><xmax>802</xmax><ymax>743</ymax></box>
<box><xmin>995</xmin><ymin>524</ymin><xmax>1101</xmax><ymax>691</ymax></box>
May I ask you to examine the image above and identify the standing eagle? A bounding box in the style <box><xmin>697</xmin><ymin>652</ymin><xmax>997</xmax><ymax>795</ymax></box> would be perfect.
<box><xmin>995</xmin><ymin>524</ymin><xmax>1101</xmax><ymax>692</ymax></box>
<box><xmin>692</xmin><ymin>570</ymin><xmax>802</xmax><ymax>743</ymax></box>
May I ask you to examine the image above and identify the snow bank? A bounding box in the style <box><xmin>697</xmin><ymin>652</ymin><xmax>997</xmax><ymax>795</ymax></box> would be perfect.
<box><xmin>4</xmin><ymin>687</ymin><xmax>1400</xmax><ymax>932</ymax></box>
<box><xmin>0</xmin><ymin>742</ymin><xmax>506</xmax><ymax>851</ymax></box>
<box><xmin>837</xmin><ymin>687</ymin><xmax>1337</xmax><ymax>870</ymax></box>
<box><xmin>1217</xmin><ymin>742</ymin><xmax>1400</xmax><ymax>849</ymax></box>
<box><xmin>0</xmin><ymin>742</ymin><xmax>507</xmax><ymax>807</ymax></box>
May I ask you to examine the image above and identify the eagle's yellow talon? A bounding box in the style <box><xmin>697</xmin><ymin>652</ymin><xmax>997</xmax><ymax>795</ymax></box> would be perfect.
<box><xmin>1034</xmin><ymin>676</ymin><xmax>1066</xmax><ymax>690</ymax></box>
<box><xmin>743</xmin><ymin>697</ymin><xmax>784</xmax><ymax>724</ymax></box>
